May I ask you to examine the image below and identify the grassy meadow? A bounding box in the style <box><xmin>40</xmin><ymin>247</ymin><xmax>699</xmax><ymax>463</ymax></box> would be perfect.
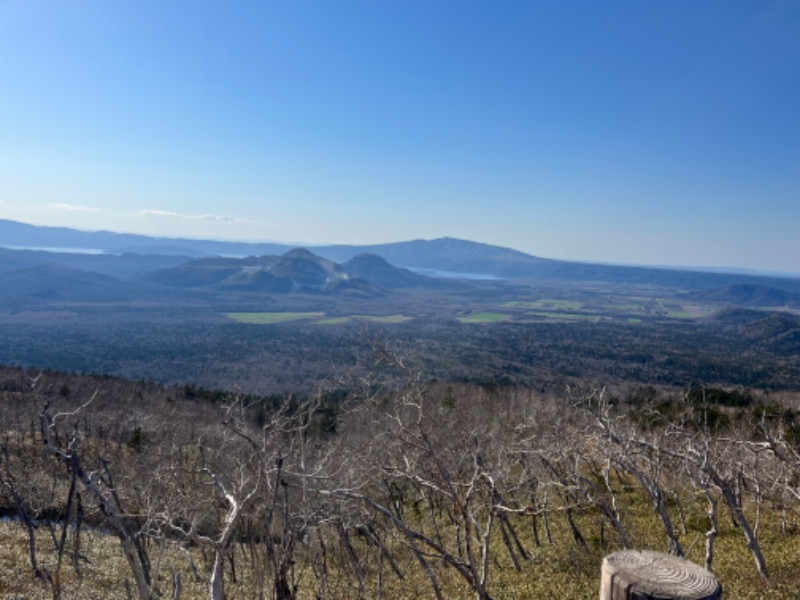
<box><xmin>3</xmin><ymin>481</ymin><xmax>800</xmax><ymax>599</ymax></box>
<box><xmin>225</xmin><ymin>311</ymin><xmax>325</xmax><ymax>324</ymax></box>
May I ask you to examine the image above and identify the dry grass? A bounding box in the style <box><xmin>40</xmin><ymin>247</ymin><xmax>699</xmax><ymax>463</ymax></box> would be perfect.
<box><xmin>3</xmin><ymin>487</ymin><xmax>800</xmax><ymax>599</ymax></box>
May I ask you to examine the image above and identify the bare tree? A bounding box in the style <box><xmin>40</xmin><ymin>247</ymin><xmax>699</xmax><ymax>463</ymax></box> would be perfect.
<box><xmin>326</xmin><ymin>380</ymin><xmax>545</xmax><ymax>600</ymax></box>
<box><xmin>575</xmin><ymin>389</ymin><xmax>685</xmax><ymax>556</ymax></box>
<box><xmin>39</xmin><ymin>394</ymin><xmax>156</xmax><ymax>600</ymax></box>
<box><xmin>579</xmin><ymin>387</ymin><xmax>771</xmax><ymax>580</ymax></box>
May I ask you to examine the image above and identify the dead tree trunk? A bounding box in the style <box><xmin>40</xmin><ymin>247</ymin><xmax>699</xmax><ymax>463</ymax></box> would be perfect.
<box><xmin>39</xmin><ymin>401</ymin><xmax>154</xmax><ymax>600</ymax></box>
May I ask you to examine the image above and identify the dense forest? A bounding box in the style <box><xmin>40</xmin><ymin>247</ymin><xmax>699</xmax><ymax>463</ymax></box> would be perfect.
<box><xmin>2</xmin><ymin>365</ymin><xmax>800</xmax><ymax>598</ymax></box>
<box><xmin>1</xmin><ymin>305</ymin><xmax>799</xmax><ymax>395</ymax></box>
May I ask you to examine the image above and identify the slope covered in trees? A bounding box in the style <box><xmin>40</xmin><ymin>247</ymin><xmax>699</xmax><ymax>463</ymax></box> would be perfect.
<box><xmin>2</xmin><ymin>366</ymin><xmax>800</xmax><ymax>598</ymax></box>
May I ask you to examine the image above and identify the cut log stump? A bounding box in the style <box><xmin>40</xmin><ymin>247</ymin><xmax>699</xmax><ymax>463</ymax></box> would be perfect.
<box><xmin>600</xmin><ymin>550</ymin><xmax>721</xmax><ymax>600</ymax></box>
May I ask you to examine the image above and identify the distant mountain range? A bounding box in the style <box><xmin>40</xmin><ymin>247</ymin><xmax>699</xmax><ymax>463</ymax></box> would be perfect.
<box><xmin>0</xmin><ymin>219</ymin><xmax>546</xmax><ymax>278</ymax></box>
<box><xmin>3</xmin><ymin>218</ymin><xmax>800</xmax><ymax>295</ymax></box>
<box><xmin>0</xmin><ymin>219</ymin><xmax>290</xmax><ymax>257</ymax></box>
<box><xmin>143</xmin><ymin>248</ymin><xmax>437</xmax><ymax>295</ymax></box>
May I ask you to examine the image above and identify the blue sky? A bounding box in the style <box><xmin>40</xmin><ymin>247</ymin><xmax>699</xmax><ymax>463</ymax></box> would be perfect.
<box><xmin>1</xmin><ymin>1</ymin><xmax>799</xmax><ymax>271</ymax></box>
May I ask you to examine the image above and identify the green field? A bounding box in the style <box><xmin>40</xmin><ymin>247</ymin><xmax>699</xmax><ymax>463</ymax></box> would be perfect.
<box><xmin>314</xmin><ymin>314</ymin><xmax>412</xmax><ymax>325</ymax></box>
<box><xmin>528</xmin><ymin>311</ymin><xmax>600</xmax><ymax>322</ymax></box>
<box><xmin>225</xmin><ymin>312</ymin><xmax>325</xmax><ymax>324</ymax></box>
<box><xmin>504</xmin><ymin>299</ymin><xmax>584</xmax><ymax>310</ymax></box>
<box><xmin>607</xmin><ymin>301</ymin><xmax>649</xmax><ymax>311</ymax></box>
<box><xmin>667</xmin><ymin>311</ymin><xmax>695</xmax><ymax>319</ymax></box>
<box><xmin>458</xmin><ymin>312</ymin><xmax>512</xmax><ymax>323</ymax></box>
<box><xmin>313</xmin><ymin>316</ymin><xmax>352</xmax><ymax>325</ymax></box>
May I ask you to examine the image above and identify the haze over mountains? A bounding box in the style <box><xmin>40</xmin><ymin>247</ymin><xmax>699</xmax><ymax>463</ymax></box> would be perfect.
<box><xmin>2</xmin><ymin>218</ymin><xmax>800</xmax><ymax>305</ymax></box>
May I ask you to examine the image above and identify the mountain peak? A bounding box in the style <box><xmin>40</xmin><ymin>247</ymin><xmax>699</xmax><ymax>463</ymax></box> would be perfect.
<box><xmin>282</xmin><ymin>247</ymin><xmax>318</xmax><ymax>259</ymax></box>
<box><xmin>343</xmin><ymin>253</ymin><xmax>436</xmax><ymax>288</ymax></box>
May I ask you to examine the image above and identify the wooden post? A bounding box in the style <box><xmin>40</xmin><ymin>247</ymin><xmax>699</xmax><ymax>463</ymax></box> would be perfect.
<box><xmin>600</xmin><ymin>550</ymin><xmax>721</xmax><ymax>600</ymax></box>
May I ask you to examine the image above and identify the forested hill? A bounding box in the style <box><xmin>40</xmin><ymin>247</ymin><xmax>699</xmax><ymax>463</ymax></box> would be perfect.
<box><xmin>143</xmin><ymin>248</ymin><xmax>443</xmax><ymax>294</ymax></box>
<box><xmin>694</xmin><ymin>283</ymin><xmax>800</xmax><ymax>307</ymax></box>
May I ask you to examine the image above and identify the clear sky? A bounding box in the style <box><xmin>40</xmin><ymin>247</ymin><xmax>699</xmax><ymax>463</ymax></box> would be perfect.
<box><xmin>1</xmin><ymin>1</ymin><xmax>799</xmax><ymax>271</ymax></box>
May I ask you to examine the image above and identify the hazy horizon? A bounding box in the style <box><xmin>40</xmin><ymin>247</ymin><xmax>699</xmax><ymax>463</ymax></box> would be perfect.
<box><xmin>6</xmin><ymin>216</ymin><xmax>800</xmax><ymax>279</ymax></box>
<box><xmin>2</xmin><ymin>1</ymin><xmax>799</xmax><ymax>272</ymax></box>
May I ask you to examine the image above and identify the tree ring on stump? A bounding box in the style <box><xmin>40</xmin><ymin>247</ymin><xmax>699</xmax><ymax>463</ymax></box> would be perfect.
<box><xmin>600</xmin><ymin>550</ymin><xmax>722</xmax><ymax>600</ymax></box>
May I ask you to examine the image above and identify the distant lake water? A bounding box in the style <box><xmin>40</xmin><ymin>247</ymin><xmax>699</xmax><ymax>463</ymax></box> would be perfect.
<box><xmin>4</xmin><ymin>245</ymin><xmax>111</xmax><ymax>255</ymax></box>
<box><xmin>410</xmin><ymin>267</ymin><xmax>499</xmax><ymax>280</ymax></box>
